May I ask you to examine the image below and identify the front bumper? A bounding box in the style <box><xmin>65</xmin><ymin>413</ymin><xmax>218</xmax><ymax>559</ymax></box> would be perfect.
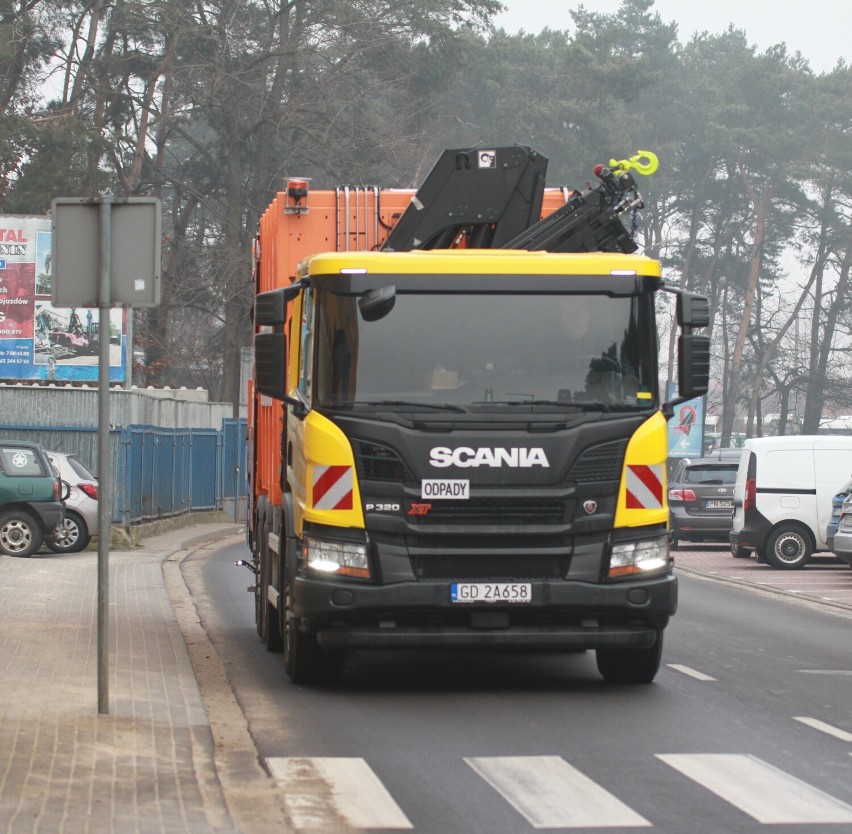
<box><xmin>294</xmin><ymin>573</ymin><xmax>677</xmax><ymax>651</ymax></box>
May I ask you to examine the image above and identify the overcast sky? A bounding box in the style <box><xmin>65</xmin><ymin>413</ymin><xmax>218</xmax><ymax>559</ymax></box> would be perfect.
<box><xmin>492</xmin><ymin>0</ymin><xmax>850</xmax><ymax>75</ymax></box>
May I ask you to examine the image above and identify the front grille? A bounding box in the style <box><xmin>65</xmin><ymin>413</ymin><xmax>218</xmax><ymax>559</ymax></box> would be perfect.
<box><xmin>352</xmin><ymin>439</ymin><xmax>412</xmax><ymax>482</ymax></box>
<box><xmin>568</xmin><ymin>439</ymin><xmax>627</xmax><ymax>482</ymax></box>
<box><xmin>406</xmin><ymin>497</ymin><xmax>567</xmax><ymax>525</ymax></box>
<box><xmin>411</xmin><ymin>552</ymin><xmax>569</xmax><ymax>580</ymax></box>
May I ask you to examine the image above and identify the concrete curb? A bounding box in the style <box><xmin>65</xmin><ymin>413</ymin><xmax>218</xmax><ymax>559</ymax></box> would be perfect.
<box><xmin>163</xmin><ymin>533</ymin><xmax>294</xmax><ymax>834</ymax></box>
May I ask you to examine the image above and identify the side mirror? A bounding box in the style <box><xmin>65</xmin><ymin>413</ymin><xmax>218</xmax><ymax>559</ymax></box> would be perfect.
<box><xmin>677</xmin><ymin>333</ymin><xmax>710</xmax><ymax>399</ymax></box>
<box><xmin>359</xmin><ymin>285</ymin><xmax>396</xmax><ymax>322</ymax></box>
<box><xmin>677</xmin><ymin>292</ymin><xmax>710</xmax><ymax>329</ymax></box>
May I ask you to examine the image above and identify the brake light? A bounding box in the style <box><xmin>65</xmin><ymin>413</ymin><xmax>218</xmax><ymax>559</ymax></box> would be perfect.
<box><xmin>668</xmin><ymin>488</ymin><xmax>697</xmax><ymax>502</ymax></box>
<box><xmin>53</xmin><ymin>480</ymin><xmax>60</xmax><ymax>500</ymax></box>
<box><xmin>79</xmin><ymin>482</ymin><xmax>99</xmax><ymax>501</ymax></box>
<box><xmin>744</xmin><ymin>476</ymin><xmax>755</xmax><ymax>512</ymax></box>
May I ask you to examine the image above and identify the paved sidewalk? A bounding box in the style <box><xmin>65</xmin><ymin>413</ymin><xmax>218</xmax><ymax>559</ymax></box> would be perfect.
<box><xmin>0</xmin><ymin>522</ymin><xmax>290</xmax><ymax>834</ymax></box>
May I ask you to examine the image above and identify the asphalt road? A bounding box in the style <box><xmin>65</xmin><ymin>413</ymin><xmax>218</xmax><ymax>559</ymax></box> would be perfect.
<box><xmin>184</xmin><ymin>540</ymin><xmax>852</xmax><ymax>834</ymax></box>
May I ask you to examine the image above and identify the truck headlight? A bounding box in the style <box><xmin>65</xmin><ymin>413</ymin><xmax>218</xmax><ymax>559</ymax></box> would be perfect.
<box><xmin>608</xmin><ymin>535</ymin><xmax>671</xmax><ymax>579</ymax></box>
<box><xmin>302</xmin><ymin>535</ymin><xmax>370</xmax><ymax>579</ymax></box>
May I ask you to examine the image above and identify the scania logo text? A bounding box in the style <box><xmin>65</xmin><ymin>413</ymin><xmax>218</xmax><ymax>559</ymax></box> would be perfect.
<box><xmin>429</xmin><ymin>446</ymin><xmax>549</xmax><ymax>468</ymax></box>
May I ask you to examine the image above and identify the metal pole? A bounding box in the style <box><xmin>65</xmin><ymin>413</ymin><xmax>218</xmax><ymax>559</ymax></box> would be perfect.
<box><xmin>97</xmin><ymin>198</ymin><xmax>112</xmax><ymax>715</ymax></box>
<box><xmin>124</xmin><ymin>306</ymin><xmax>133</xmax><ymax>389</ymax></box>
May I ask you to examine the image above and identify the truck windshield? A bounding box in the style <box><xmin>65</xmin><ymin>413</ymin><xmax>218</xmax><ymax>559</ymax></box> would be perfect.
<box><xmin>314</xmin><ymin>291</ymin><xmax>657</xmax><ymax>412</ymax></box>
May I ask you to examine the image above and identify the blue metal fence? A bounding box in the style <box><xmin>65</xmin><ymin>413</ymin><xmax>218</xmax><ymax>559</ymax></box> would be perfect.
<box><xmin>0</xmin><ymin>418</ymin><xmax>246</xmax><ymax>526</ymax></box>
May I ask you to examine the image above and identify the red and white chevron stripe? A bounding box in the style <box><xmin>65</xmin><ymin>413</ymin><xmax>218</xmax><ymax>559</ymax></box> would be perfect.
<box><xmin>312</xmin><ymin>465</ymin><xmax>353</xmax><ymax>510</ymax></box>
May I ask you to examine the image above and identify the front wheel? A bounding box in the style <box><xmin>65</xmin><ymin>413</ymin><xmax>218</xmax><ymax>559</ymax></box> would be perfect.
<box><xmin>283</xmin><ymin>578</ymin><xmax>344</xmax><ymax>686</ymax></box>
<box><xmin>596</xmin><ymin>633</ymin><xmax>663</xmax><ymax>684</ymax></box>
<box><xmin>46</xmin><ymin>512</ymin><xmax>90</xmax><ymax>553</ymax></box>
<box><xmin>765</xmin><ymin>525</ymin><xmax>812</xmax><ymax>570</ymax></box>
<box><xmin>0</xmin><ymin>510</ymin><xmax>42</xmax><ymax>557</ymax></box>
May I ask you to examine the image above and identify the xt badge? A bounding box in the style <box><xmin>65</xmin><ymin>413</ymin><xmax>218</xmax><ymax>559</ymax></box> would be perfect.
<box><xmin>582</xmin><ymin>500</ymin><xmax>598</xmax><ymax>515</ymax></box>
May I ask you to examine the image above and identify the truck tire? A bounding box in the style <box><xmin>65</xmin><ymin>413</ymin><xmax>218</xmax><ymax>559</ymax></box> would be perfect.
<box><xmin>283</xmin><ymin>577</ymin><xmax>344</xmax><ymax>686</ymax></box>
<box><xmin>765</xmin><ymin>524</ymin><xmax>812</xmax><ymax>570</ymax></box>
<box><xmin>0</xmin><ymin>509</ymin><xmax>43</xmax><ymax>557</ymax></box>
<box><xmin>258</xmin><ymin>519</ymin><xmax>282</xmax><ymax>652</ymax></box>
<box><xmin>596</xmin><ymin>632</ymin><xmax>663</xmax><ymax>684</ymax></box>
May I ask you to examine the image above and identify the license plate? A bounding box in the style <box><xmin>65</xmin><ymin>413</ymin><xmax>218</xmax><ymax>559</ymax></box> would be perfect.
<box><xmin>705</xmin><ymin>499</ymin><xmax>733</xmax><ymax>509</ymax></box>
<box><xmin>451</xmin><ymin>582</ymin><xmax>532</xmax><ymax>604</ymax></box>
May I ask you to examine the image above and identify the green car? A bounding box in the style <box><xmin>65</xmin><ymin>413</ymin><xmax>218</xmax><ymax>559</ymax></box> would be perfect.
<box><xmin>0</xmin><ymin>440</ymin><xmax>66</xmax><ymax>557</ymax></box>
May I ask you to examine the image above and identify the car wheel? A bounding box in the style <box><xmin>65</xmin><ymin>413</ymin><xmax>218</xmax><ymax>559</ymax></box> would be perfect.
<box><xmin>670</xmin><ymin>535</ymin><xmax>680</xmax><ymax>550</ymax></box>
<box><xmin>765</xmin><ymin>525</ymin><xmax>812</xmax><ymax>570</ymax></box>
<box><xmin>45</xmin><ymin>512</ymin><xmax>90</xmax><ymax>553</ymax></box>
<box><xmin>731</xmin><ymin>544</ymin><xmax>750</xmax><ymax>558</ymax></box>
<box><xmin>596</xmin><ymin>632</ymin><xmax>663</xmax><ymax>684</ymax></box>
<box><xmin>0</xmin><ymin>509</ymin><xmax>43</xmax><ymax>558</ymax></box>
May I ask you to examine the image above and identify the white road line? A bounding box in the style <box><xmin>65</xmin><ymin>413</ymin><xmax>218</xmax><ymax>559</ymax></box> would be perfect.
<box><xmin>798</xmin><ymin>669</ymin><xmax>852</xmax><ymax>676</ymax></box>
<box><xmin>667</xmin><ymin>663</ymin><xmax>717</xmax><ymax>681</ymax></box>
<box><xmin>266</xmin><ymin>757</ymin><xmax>413</xmax><ymax>830</ymax></box>
<box><xmin>465</xmin><ymin>755</ymin><xmax>651</xmax><ymax>829</ymax></box>
<box><xmin>794</xmin><ymin>716</ymin><xmax>852</xmax><ymax>742</ymax></box>
<box><xmin>657</xmin><ymin>753</ymin><xmax>852</xmax><ymax>824</ymax></box>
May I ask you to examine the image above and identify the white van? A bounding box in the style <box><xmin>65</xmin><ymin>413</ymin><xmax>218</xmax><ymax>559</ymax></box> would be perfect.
<box><xmin>730</xmin><ymin>435</ymin><xmax>852</xmax><ymax>569</ymax></box>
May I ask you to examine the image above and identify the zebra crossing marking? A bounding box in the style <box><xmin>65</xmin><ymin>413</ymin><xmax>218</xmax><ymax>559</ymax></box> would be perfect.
<box><xmin>657</xmin><ymin>753</ymin><xmax>852</xmax><ymax>824</ymax></box>
<box><xmin>267</xmin><ymin>752</ymin><xmax>852</xmax><ymax>830</ymax></box>
<box><xmin>465</xmin><ymin>755</ymin><xmax>651</xmax><ymax>829</ymax></box>
<box><xmin>266</xmin><ymin>756</ymin><xmax>413</xmax><ymax>830</ymax></box>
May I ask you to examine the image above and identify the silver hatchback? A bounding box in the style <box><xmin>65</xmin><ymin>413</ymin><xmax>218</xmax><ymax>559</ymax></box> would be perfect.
<box><xmin>45</xmin><ymin>451</ymin><xmax>99</xmax><ymax>553</ymax></box>
<box><xmin>832</xmin><ymin>496</ymin><xmax>852</xmax><ymax>568</ymax></box>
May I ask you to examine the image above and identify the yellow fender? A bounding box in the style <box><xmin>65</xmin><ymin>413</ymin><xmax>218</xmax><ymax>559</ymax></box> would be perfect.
<box><xmin>608</xmin><ymin>150</ymin><xmax>659</xmax><ymax>177</ymax></box>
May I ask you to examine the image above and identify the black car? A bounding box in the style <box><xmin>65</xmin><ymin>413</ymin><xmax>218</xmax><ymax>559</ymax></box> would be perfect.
<box><xmin>668</xmin><ymin>453</ymin><xmax>740</xmax><ymax>548</ymax></box>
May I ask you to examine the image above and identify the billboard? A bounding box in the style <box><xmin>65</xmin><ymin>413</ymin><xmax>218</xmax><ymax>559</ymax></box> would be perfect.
<box><xmin>0</xmin><ymin>215</ymin><xmax>127</xmax><ymax>383</ymax></box>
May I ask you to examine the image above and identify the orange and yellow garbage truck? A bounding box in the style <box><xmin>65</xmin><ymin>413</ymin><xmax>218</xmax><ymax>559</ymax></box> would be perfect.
<box><xmin>240</xmin><ymin>146</ymin><xmax>710</xmax><ymax>685</ymax></box>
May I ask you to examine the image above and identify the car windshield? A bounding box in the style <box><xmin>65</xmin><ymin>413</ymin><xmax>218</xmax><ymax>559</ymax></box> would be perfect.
<box><xmin>682</xmin><ymin>464</ymin><xmax>738</xmax><ymax>485</ymax></box>
<box><xmin>313</xmin><ymin>290</ymin><xmax>657</xmax><ymax>413</ymax></box>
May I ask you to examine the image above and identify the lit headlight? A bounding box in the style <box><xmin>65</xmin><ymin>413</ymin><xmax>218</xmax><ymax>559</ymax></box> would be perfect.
<box><xmin>608</xmin><ymin>535</ymin><xmax>671</xmax><ymax>578</ymax></box>
<box><xmin>302</xmin><ymin>536</ymin><xmax>370</xmax><ymax>579</ymax></box>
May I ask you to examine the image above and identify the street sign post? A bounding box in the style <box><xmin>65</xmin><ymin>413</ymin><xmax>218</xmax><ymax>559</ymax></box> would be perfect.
<box><xmin>50</xmin><ymin>196</ymin><xmax>162</xmax><ymax>715</ymax></box>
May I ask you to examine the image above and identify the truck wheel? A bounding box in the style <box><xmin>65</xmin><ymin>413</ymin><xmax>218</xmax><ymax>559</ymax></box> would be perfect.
<box><xmin>596</xmin><ymin>632</ymin><xmax>663</xmax><ymax>684</ymax></box>
<box><xmin>258</xmin><ymin>520</ymin><xmax>282</xmax><ymax>652</ymax></box>
<box><xmin>283</xmin><ymin>579</ymin><xmax>344</xmax><ymax>686</ymax></box>
<box><xmin>765</xmin><ymin>525</ymin><xmax>812</xmax><ymax>570</ymax></box>
<box><xmin>0</xmin><ymin>510</ymin><xmax>43</xmax><ymax>557</ymax></box>
<box><xmin>45</xmin><ymin>512</ymin><xmax>90</xmax><ymax>553</ymax></box>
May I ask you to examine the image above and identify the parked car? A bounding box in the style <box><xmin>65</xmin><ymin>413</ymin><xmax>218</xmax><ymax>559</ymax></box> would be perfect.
<box><xmin>44</xmin><ymin>450</ymin><xmax>98</xmax><ymax>553</ymax></box>
<box><xmin>831</xmin><ymin>496</ymin><xmax>852</xmax><ymax>568</ymax></box>
<box><xmin>0</xmin><ymin>439</ymin><xmax>65</xmax><ymax>557</ymax></box>
<box><xmin>825</xmin><ymin>477</ymin><xmax>852</xmax><ymax>552</ymax></box>
<box><xmin>730</xmin><ymin>435</ymin><xmax>852</xmax><ymax>569</ymax></box>
<box><xmin>668</xmin><ymin>454</ymin><xmax>740</xmax><ymax>548</ymax></box>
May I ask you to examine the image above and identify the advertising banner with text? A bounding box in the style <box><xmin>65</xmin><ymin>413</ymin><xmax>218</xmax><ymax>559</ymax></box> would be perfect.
<box><xmin>0</xmin><ymin>215</ymin><xmax>126</xmax><ymax>383</ymax></box>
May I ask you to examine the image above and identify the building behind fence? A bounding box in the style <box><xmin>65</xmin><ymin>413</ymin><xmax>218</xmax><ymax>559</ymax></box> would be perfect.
<box><xmin>0</xmin><ymin>383</ymin><xmax>247</xmax><ymax>529</ymax></box>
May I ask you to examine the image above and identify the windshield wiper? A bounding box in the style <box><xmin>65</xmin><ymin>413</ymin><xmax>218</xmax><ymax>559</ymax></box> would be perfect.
<box><xmin>350</xmin><ymin>400</ymin><xmax>470</xmax><ymax>413</ymax></box>
<box><xmin>481</xmin><ymin>400</ymin><xmax>611</xmax><ymax>412</ymax></box>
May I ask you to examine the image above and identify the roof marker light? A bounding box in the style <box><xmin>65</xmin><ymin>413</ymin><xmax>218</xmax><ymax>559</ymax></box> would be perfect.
<box><xmin>611</xmin><ymin>269</ymin><xmax>637</xmax><ymax>276</ymax></box>
<box><xmin>340</xmin><ymin>268</ymin><xmax>368</xmax><ymax>274</ymax></box>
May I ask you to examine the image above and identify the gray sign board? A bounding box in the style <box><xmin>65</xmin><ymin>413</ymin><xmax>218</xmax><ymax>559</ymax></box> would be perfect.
<box><xmin>51</xmin><ymin>197</ymin><xmax>161</xmax><ymax>307</ymax></box>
